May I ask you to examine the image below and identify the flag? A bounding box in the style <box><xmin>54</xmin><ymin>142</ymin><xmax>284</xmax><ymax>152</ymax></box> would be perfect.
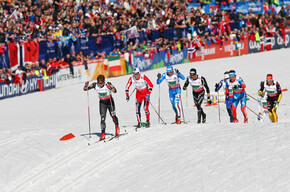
<box><xmin>8</xmin><ymin>42</ymin><xmax>20</xmax><ymax>71</ymax></box>
<box><xmin>31</xmin><ymin>40</ymin><xmax>39</xmax><ymax>63</ymax></box>
<box><xmin>96</xmin><ymin>36</ymin><xmax>102</xmax><ymax>44</ymax></box>
<box><xmin>144</xmin><ymin>52</ymin><xmax>149</xmax><ymax>59</ymax></box>
<box><xmin>126</xmin><ymin>52</ymin><xmax>135</xmax><ymax>65</ymax></box>
<box><xmin>14</xmin><ymin>73</ymin><xmax>23</xmax><ymax>86</ymax></box>
<box><xmin>10</xmin><ymin>10</ymin><xmax>18</xmax><ymax>21</ymax></box>
<box><xmin>115</xmin><ymin>32</ymin><xmax>121</xmax><ymax>40</ymax></box>
<box><xmin>22</xmin><ymin>40</ymin><xmax>39</xmax><ymax>64</ymax></box>
<box><xmin>187</xmin><ymin>41</ymin><xmax>196</xmax><ymax>60</ymax></box>
<box><xmin>71</xmin><ymin>33</ymin><xmax>77</xmax><ymax>42</ymax></box>
<box><xmin>108</xmin><ymin>56</ymin><xmax>121</xmax><ymax>72</ymax></box>
<box><xmin>59</xmin><ymin>36</ymin><xmax>71</xmax><ymax>47</ymax></box>
<box><xmin>125</xmin><ymin>26</ymin><xmax>139</xmax><ymax>39</ymax></box>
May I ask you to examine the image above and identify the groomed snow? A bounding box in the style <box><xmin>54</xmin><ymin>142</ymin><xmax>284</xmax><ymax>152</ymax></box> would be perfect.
<box><xmin>1</xmin><ymin>49</ymin><xmax>289</xmax><ymax>192</ymax></box>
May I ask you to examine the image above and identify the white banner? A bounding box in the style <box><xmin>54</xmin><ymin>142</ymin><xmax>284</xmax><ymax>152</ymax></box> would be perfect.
<box><xmin>56</xmin><ymin>61</ymin><xmax>98</xmax><ymax>88</ymax></box>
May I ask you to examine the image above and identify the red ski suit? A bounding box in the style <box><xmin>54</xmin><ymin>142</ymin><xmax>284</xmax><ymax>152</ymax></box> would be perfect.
<box><xmin>126</xmin><ymin>74</ymin><xmax>153</xmax><ymax>123</ymax></box>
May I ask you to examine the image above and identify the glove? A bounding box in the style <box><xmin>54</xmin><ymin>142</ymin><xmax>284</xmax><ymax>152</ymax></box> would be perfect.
<box><xmin>145</xmin><ymin>94</ymin><xmax>150</xmax><ymax>101</ymax></box>
<box><xmin>183</xmin><ymin>86</ymin><xmax>187</xmax><ymax>90</ymax></box>
<box><xmin>215</xmin><ymin>83</ymin><xmax>219</xmax><ymax>92</ymax></box>
<box><xmin>207</xmin><ymin>98</ymin><xmax>212</xmax><ymax>105</ymax></box>
<box><xmin>257</xmin><ymin>112</ymin><xmax>262</xmax><ymax>121</ymax></box>
<box><xmin>274</xmin><ymin>101</ymin><xmax>279</xmax><ymax>109</ymax></box>
<box><xmin>233</xmin><ymin>85</ymin><xmax>240</xmax><ymax>90</ymax></box>
<box><xmin>126</xmin><ymin>95</ymin><xmax>130</xmax><ymax>102</ymax></box>
<box><xmin>175</xmin><ymin>69</ymin><xmax>180</xmax><ymax>74</ymax></box>
<box><xmin>157</xmin><ymin>73</ymin><xmax>161</xmax><ymax>79</ymax></box>
<box><xmin>107</xmin><ymin>82</ymin><xmax>113</xmax><ymax>90</ymax></box>
<box><xmin>83</xmin><ymin>81</ymin><xmax>89</xmax><ymax>91</ymax></box>
<box><xmin>225</xmin><ymin>94</ymin><xmax>229</xmax><ymax>101</ymax></box>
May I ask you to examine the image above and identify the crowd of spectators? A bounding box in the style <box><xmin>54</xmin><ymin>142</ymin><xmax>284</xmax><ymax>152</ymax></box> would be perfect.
<box><xmin>0</xmin><ymin>0</ymin><xmax>290</xmax><ymax>85</ymax></box>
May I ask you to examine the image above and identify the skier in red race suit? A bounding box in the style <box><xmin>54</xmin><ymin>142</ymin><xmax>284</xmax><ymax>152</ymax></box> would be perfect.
<box><xmin>125</xmin><ymin>68</ymin><xmax>153</xmax><ymax>128</ymax></box>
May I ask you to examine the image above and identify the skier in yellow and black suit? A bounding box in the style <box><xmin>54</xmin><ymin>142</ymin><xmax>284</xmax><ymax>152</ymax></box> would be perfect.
<box><xmin>258</xmin><ymin>74</ymin><xmax>282</xmax><ymax>122</ymax></box>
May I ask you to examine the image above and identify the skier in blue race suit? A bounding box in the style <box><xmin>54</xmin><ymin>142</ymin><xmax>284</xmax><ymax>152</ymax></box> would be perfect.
<box><xmin>225</xmin><ymin>70</ymin><xmax>248</xmax><ymax>123</ymax></box>
<box><xmin>215</xmin><ymin>71</ymin><xmax>234</xmax><ymax>122</ymax></box>
<box><xmin>157</xmin><ymin>65</ymin><xmax>185</xmax><ymax>124</ymax></box>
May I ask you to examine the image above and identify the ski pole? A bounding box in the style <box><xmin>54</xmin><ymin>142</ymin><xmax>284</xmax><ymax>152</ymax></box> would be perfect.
<box><xmin>179</xmin><ymin>90</ymin><xmax>186</xmax><ymax>123</ymax></box>
<box><xmin>109</xmin><ymin>97</ymin><xmax>117</xmax><ymax>127</ymax></box>
<box><xmin>86</xmin><ymin>90</ymin><xmax>92</xmax><ymax>140</ymax></box>
<box><xmin>158</xmin><ymin>83</ymin><xmax>160</xmax><ymax>124</ymax></box>
<box><xmin>246</xmin><ymin>106</ymin><xmax>260</xmax><ymax>117</ymax></box>
<box><xmin>217</xmin><ymin>91</ymin><xmax>221</xmax><ymax>123</ymax></box>
<box><xmin>247</xmin><ymin>93</ymin><xmax>259</xmax><ymax>102</ymax></box>
<box><xmin>130</xmin><ymin>88</ymin><xmax>136</xmax><ymax>97</ymax></box>
<box><xmin>186</xmin><ymin>88</ymin><xmax>188</xmax><ymax>107</ymax></box>
<box><xmin>149</xmin><ymin>101</ymin><xmax>167</xmax><ymax>125</ymax></box>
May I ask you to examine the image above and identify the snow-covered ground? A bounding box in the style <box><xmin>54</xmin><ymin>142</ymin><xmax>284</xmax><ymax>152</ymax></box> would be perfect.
<box><xmin>1</xmin><ymin>49</ymin><xmax>290</xmax><ymax>192</ymax></box>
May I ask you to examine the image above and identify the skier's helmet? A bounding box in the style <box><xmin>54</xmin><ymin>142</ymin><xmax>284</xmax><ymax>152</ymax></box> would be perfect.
<box><xmin>166</xmin><ymin>65</ymin><xmax>173</xmax><ymax>73</ymax></box>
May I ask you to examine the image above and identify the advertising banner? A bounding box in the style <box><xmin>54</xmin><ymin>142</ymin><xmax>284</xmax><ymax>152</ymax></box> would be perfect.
<box><xmin>0</xmin><ymin>75</ymin><xmax>56</xmax><ymax>100</ymax></box>
<box><xmin>189</xmin><ymin>38</ymin><xmax>248</xmax><ymax>62</ymax></box>
<box><xmin>126</xmin><ymin>48</ymin><xmax>189</xmax><ymax>73</ymax></box>
<box><xmin>55</xmin><ymin>59</ymin><xmax>108</xmax><ymax>88</ymax></box>
<box><xmin>248</xmin><ymin>32</ymin><xmax>290</xmax><ymax>53</ymax></box>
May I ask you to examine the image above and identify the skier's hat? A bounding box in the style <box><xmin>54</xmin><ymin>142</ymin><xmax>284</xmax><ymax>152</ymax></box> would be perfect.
<box><xmin>266</xmin><ymin>74</ymin><xmax>273</xmax><ymax>80</ymax></box>
<box><xmin>190</xmin><ymin>68</ymin><xmax>196</xmax><ymax>76</ymax></box>
<box><xmin>229</xmin><ymin>70</ymin><xmax>236</xmax><ymax>77</ymax></box>
<box><xmin>133</xmin><ymin>68</ymin><xmax>140</xmax><ymax>74</ymax></box>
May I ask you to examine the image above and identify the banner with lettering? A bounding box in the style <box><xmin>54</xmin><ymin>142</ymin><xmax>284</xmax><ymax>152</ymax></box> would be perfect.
<box><xmin>0</xmin><ymin>75</ymin><xmax>56</xmax><ymax>100</ymax></box>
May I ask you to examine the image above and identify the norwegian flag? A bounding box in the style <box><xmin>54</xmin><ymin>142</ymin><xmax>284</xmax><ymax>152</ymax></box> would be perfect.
<box><xmin>109</xmin><ymin>26</ymin><xmax>114</xmax><ymax>33</ymax></box>
<box><xmin>102</xmin><ymin>24</ymin><xmax>107</xmax><ymax>32</ymax></box>
<box><xmin>100</xmin><ymin>52</ymin><xmax>106</xmax><ymax>58</ymax></box>
<box><xmin>115</xmin><ymin>32</ymin><xmax>121</xmax><ymax>40</ymax></box>
<box><xmin>187</xmin><ymin>41</ymin><xmax>196</xmax><ymax>60</ymax></box>
<box><xmin>14</xmin><ymin>73</ymin><xmax>23</xmax><ymax>86</ymax></box>
<box><xmin>96</xmin><ymin>36</ymin><xmax>102</xmax><ymax>44</ymax></box>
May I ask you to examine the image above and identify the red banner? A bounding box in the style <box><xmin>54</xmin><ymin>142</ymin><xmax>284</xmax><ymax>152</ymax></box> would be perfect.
<box><xmin>189</xmin><ymin>38</ymin><xmax>249</xmax><ymax>62</ymax></box>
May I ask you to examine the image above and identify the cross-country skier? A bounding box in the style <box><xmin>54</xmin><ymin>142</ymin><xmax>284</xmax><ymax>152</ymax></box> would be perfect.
<box><xmin>157</xmin><ymin>65</ymin><xmax>185</xmax><ymax>124</ymax></box>
<box><xmin>258</xmin><ymin>74</ymin><xmax>282</xmax><ymax>122</ymax></box>
<box><xmin>125</xmin><ymin>68</ymin><xmax>153</xmax><ymax>128</ymax></box>
<box><xmin>183</xmin><ymin>68</ymin><xmax>212</xmax><ymax>123</ymax></box>
<box><xmin>257</xmin><ymin>91</ymin><xmax>270</xmax><ymax>123</ymax></box>
<box><xmin>225</xmin><ymin>70</ymin><xmax>247</xmax><ymax>123</ymax></box>
<box><xmin>83</xmin><ymin>75</ymin><xmax>119</xmax><ymax>140</ymax></box>
<box><xmin>215</xmin><ymin>71</ymin><xmax>234</xmax><ymax>122</ymax></box>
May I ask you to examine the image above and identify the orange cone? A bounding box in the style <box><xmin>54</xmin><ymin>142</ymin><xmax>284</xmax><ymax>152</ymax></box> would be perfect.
<box><xmin>60</xmin><ymin>133</ymin><xmax>75</xmax><ymax>141</ymax></box>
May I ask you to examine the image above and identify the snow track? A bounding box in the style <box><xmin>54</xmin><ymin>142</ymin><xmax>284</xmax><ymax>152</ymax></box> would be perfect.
<box><xmin>1</xmin><ymin>49</ymin><xmax>290</xmax><ymax>192</ymax></box>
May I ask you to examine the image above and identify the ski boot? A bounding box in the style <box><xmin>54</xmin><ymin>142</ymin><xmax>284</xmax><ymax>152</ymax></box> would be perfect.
<box><xmin>146</xmin><ymin>121</ymin><xmax>150</xmax><ymax>128</ymax></box>
<box><xmin>233</xmin><ymin>119</ymin><xmax>239</xmax><ymax>123</ymax></box>
<box><xmin>244</xmin><ymin>118</ymin><xmax>248</xmax><ymax>123</ymax></box>
<box><xmin>115</xmin><ymin>125</ymin><xmax>120</xmax><ymax>136</ymax></box>
<box><xmin>136</xmin><ymin>122</ymin><xmax>141</xmax><ymax>128</ymax></box>
<box><xmin>100</xmin><ymin>133</ymin><xmax>106</xmax><ymax>140</ymax></box>
<box><xmin>176</xmin><ymin>115</ymin><xmax>181</xmax><ymax>124</ymax></box>
<box><xmin>197</xmin><ymin>110</ymin><xmax>202</xmax><ymax>124</ymax></box>
<box><xmin>202</xmin><ymin>113</ymin><xmax>206</xmax><ymax>123</ymax></box>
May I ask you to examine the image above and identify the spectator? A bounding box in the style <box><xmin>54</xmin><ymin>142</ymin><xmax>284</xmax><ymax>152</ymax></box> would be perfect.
<box><xmin>64</xmin><ymin>53</ymin><xmax>74</xmax><ymax>76</ymax></box>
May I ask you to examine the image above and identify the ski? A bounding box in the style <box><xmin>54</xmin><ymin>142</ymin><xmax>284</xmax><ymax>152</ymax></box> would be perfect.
<box><xmin>171</xmin><ymin>121</ymin><xmax>189</xmax><ymax>124</ymax></box>
<box><xmin>106</xmin><ymin>133</ymin><xmax>128</xmax><ymax>142</ymax></box>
